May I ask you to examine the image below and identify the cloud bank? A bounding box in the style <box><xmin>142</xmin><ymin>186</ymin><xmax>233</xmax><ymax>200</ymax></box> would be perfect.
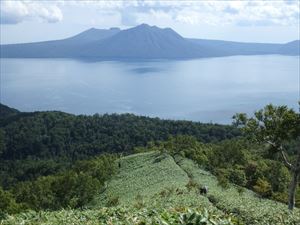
<box><xmin>1</xmin><ymin>0</ymin><xmax>299</xmax><ymax>27</ymax></box>
<box><xmin>0</xmin><ymin>1</ymin><xmax>63</xmax><ymax>24</ymax></box>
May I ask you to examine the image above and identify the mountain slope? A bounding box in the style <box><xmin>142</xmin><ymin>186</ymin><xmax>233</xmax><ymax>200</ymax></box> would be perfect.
<box><xmin>188</xmin><ymin>38</ymin><xmax>300</xmax><ymax>56</ymax></box>
<box><xmin>0</xmin><ymin>103</ymin><xmax>19</xmax><ymax>118</ymax></box>
<box><xmin>278</xmin><ymin>40</ymin><xmax>300</xmax><ymax>55</ymax></box>
<box><xmin>1</xmin><ymin>24</ymin><xmax>299</xmax><ymax>59</ymax></box>
<box><xmin>93</xmin><ymin>151</ymin><xmax>300</xmax><ymax>224</ymax></box>
<box><xmin>3</xmin><ymin>151</ymin><xmax>300</xmax><ymax>224</ymax></box>
<box><xmin>187</xmin><ymin>38</ymin><xmax>281</xmax><ymax>56</ymax></box>
<box><xmin>80</xmin><ymin>24</ymin><xmax>223</xmax><ymax>58</ymax></box>
<box><xmin>65</xmin><ymin>27</ymin><xmax>120</xmax><ymax>44</ymax></box>
<box><xmin>93</xmin><ymin>151</ymin><xmax>212</xmax><ymax>207</ymax></box>
<box><xmin>0</xmin><ymin>28</ymin><xmax>120</xmax><ymax>58</ymax></box>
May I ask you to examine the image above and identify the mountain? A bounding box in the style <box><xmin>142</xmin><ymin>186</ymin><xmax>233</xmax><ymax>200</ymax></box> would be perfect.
<box><xmin>65</xmin><ymin>27</ymin><xmax>120</xmax><ymax>44</ymax></box>
<box><xmin>1</xmin><ymin>24</ymin><xmax>299</xmax><ymax>59</ymax></box>
<box><xmin>0</xmin><ymin>27</ymin><xmax>120</xmax><ymax>58</ymax></box>
<box><xmin>78</xmin><ymin>24</ymin><xmax>223</xmax><ymax>58</ymax></box>
<box><xmin>188</xmin><ymin>39</ymin><xmax>280</xmax><ymax>55</ymax></box>
<box><xmin>188</xmin><ymin>38</ymin><xmax>300</xmax><ymax>56</ymax></box>
<box><xmin>277</xmin><ymin>40</ymin><xmax>300</xmax><ymax>55</ymax></box>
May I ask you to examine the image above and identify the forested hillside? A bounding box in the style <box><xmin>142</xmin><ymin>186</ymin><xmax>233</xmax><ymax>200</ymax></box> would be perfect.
<box><xmin>0</xmin><ymin>104</ymin><xmax>239</xmax><ymax>161</ymax></box>
<box><xmin>0</xmin><ymin>103</ymin><xmax>239</xmax><ymax>205</ymax></box>
<box><xmin>1</xmin><ymin>103</ymin><xmax>299</xmax><ymax>224</ymax></box>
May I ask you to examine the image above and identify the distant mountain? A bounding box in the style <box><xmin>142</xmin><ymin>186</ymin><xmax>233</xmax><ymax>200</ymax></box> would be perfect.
<box><xmin>0</xmin><ymin>24</ymin><xmax>299</xmax><ymax>59</ymax></box>
<box><xmin>188</xmin><ymin>38</ymin><xmax>300</xmax><ymax>56</ymax></box>
<box><xmin>277</xmin><ymin>40</ymin><xmax>300</xmax><ymax>55</ymax></box>
<box><xmin>188</xmin><ymin>39</ymin><xmax>279</xmax><ymax>55</ymax></box>
<box><xmin>0</xmin><ymin>27</ymin><xmax>120</xmax><ymax>58</ymax></box>
<box><xmin>65</xmin><ymin>27</ymin><xmax>121</xmax><ymax>44</ymax></box>
<box><xmin>78</xmin><ymin>24</ymin><xmax>223</xmax><ymax>58</ymax></box>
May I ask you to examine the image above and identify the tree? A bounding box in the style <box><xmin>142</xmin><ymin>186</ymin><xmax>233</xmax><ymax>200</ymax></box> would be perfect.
<box><xmin>0</xmin><ymin>186</ymin><xmax>22</xmax><ymax>214</ymax></box>
<box><xmin>233</xmin><ymin>104</ymin><xmax>300</xmax><ymax>210</ymax></box>
<box><xmin>0</xmin><ymin>129</ymin><xmax>5</xmax><ymax>157</ymax></box>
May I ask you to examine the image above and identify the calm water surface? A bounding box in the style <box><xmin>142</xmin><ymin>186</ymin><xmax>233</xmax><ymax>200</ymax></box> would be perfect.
<box><xmin>1</xmin><ymin>55</ymin><xmax>299</xmax><ymax>124</ymax></box>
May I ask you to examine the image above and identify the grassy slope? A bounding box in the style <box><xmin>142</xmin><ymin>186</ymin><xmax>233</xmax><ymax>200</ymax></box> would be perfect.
<box><xmin>176</xmin><ymin>157</ymin><xmax>300</xmax><ymax>224</ymax></box>
<box><xmin>1</xmin><ymin>152</ymin><xmax>233</xmax><ymax>225</ymax></box>
<box><xmin>2</xmin><ymin>151</ymin><xmax>300</xmax><ymax>224</ymax></box>
<box><xmin>93</xmin><ymin>151</ymin><xmax>217</xmax><ymax>210</ymax></box>
<box><xmin>95</xmin><ymin>151</ymin><xmax>300</xmax><ymax>224</ymax></box>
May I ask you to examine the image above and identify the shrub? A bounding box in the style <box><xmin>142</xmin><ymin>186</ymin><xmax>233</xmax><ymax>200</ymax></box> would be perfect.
<box><xmin>217</xmin><ymin>175</ymin><xmax>230</xmax><ymax>189</ymax></box>
<box><xmin>0</xmin><ymin>187</ymin><xmax>23</xmax><ymax>214</ymax></box>
<box><xmin>272</xmin><ymin>192</ymin><xmax>288</xmax><ymax>204</ymax></box>
<box><xmin>253</xmin><ymin>178</ymin><xmax>272</xmax><ymax>198</ymax></box>
<box><xmin>237</xmin><ymin>186</ymin><xmax>245</xmax><ymax>195</ymax></box>
<box><xmin>106</xmin><ymin>195</ymin><xmax>119</xmax><ymax>207</ymax></box>
<box><xmin>228</xmin><ymin>168</ymin><xmax>247</xmax><ymax>186</ymax></box>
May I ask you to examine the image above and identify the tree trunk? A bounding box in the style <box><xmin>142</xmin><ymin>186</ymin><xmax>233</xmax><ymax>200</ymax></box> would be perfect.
<box><xmin>288</xmin><ymin>150</ymin><xmax>300</xmax><ymax>210</ymax></box>
<box><xmin>288</xmin><ymin>169</ymin><xmax>299</xmax><ymax>210</ymax></box>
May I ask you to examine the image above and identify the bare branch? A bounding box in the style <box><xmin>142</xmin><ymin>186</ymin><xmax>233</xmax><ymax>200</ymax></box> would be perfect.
<box><xmin>280</xmin><ymin>150</ymin><xmax>293</xmax><ymax>170</ymax></box>
<box><xmin>266</xmin><ymin>140</ymin><xmax>276</xmax><ymax>148</ymax></box>
<box><xmin>266</xmin><ymin>141</ymin><xmax>293</xmax><ymax>170</ymax></box>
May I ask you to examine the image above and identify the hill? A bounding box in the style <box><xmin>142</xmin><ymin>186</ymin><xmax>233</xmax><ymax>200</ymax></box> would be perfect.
<box><xmin>2</xmin><ymin>151</ymin><xmax>300</xmax><ymax>224</ymax></box>
<box><xmin>0</xmin><ymin>104</ymin><xmax>239</xmax><ymax>189</ymax></box>
<box><xmin>1</xmin><ymin>24</ymin><xmax>299</xmax><ymax>59</ymax></box>
<box><xmin>0</xmin><ymin>104</ymin><xmax>238</xmax><ymax>161</ymax></box>
<box><xmin>1</xmin><ymin>105</ymin><xmax>300</xmax><ymax>224</ymax></box>
<box><xmin>93</xmin><ymin>151</ymin><xmax>300</xmax><ymax>224</ymax></box>
<box><xmin>0</xmin><ymin>104</ymin><xmax>19</xmax><ymax>118</ymax></box>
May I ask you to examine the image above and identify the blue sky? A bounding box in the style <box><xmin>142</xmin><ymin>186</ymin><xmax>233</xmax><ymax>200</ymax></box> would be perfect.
<box><xmin>0</xmin><ymin>0</ymin><xmax>299</xmax><ymax>44</ymax></box>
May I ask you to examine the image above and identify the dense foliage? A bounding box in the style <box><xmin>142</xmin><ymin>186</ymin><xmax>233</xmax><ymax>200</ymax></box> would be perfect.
<box><xmin>233</xmin><ymin>104</ymin><xmax>300</xmax><ymax>210</ymax></box>
<box><xmin>130</xmin><ymin>142</ymin><xmax>300</xmax><ymax>224</ymax></box>
<box><xmin>0</xmin><ymin>104</ymin><xmax>239</xmax><ymax>215</ymax></box>
<box><xmin>1</xmin><ymin>104</ymin><xmax>299</xmax><ymax>224</ymax></box>
<box><xmin>0</xmin><ymin>104</ymin><xmax>239</xmax><ymax>188</ymax></box>
<box><xmin>1</xmin><ymin>206</ymin><xmax>240</xmax><ymax>225</ymax></box>
<box><xmin>86</xmin><ymin>151</ymin><xmax>300</xmax><ymax>224</ymax></box>
<box><xmin>138</xmin><ymin>136</ymin><xmax>298</xmax><ymax>207</ymax></box>
<box><xmin>0</xmin><ymin>154</ymin><xmax>116</xmax><ymax>215</ymax></box>
<box><xmin>0</xmin><ymin>106</ymin><xmax>239</xmax><ymax>161</ymax></box>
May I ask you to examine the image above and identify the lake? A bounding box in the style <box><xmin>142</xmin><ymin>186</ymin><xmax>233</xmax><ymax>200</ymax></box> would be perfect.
<box><xmin>0</xmin><ymin>55</ymin><xmax>299</xmax><ymax>124</ymax></box>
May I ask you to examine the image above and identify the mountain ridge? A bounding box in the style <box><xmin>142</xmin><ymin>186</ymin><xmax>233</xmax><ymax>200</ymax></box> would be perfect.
<box><xmin>1</xmin><ymin>24</ymin><xmax>299</xmax><ymax>59</ymax></box>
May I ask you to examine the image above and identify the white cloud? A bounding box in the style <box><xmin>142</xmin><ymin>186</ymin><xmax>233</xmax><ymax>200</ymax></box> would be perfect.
<box><xmin>0</xmin><ymin>0</ymin><xmax>63</xmax><ymax>24</ymax></box>
<box><xmin>79</xmin><ymin>0</ymin><xmax>299</xmax><ymax>27</ymax></box>
<box><xmin>1</xmin><ymin>0</ymin><xmax>299</xmax><ymax>27</ymax></box>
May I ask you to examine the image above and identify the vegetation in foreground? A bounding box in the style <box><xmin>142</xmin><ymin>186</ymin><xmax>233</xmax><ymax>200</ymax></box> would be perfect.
<box><xmin>0</xmin><ymin>103</ymin><xmax>299</xmax><ymax>224</ymax></box>
<box><xmin>1</xmin><ymin>207</ymin><xmax>239</xmax><ymax>225</ymax></box>
<box><xmin>4</xmin><ymin>150</ymin><xmax>299</xmax><ymax>224</ymax></box>
<box><xmin>234</xmin><ymin>104</ymin><xmax>300</xmax><ymax>210</ymax></box>
<box><xmin>100</xmin><ymin>149</ymin><xmax>300</xmax><ymax>224</ymax></box>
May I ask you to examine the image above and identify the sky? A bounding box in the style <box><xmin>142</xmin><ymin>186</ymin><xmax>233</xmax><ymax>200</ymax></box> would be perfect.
<box><xmin>0</xmin><ymin>0</ymin><xmax>299</xmax><ymax>44</ymax></box>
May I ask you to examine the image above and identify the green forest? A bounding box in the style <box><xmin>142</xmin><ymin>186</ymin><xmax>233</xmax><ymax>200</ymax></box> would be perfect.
<box><xmin>0</xmin><ymin>103</ymin><xmax>299</xmax><ymax>224</ymax></box>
